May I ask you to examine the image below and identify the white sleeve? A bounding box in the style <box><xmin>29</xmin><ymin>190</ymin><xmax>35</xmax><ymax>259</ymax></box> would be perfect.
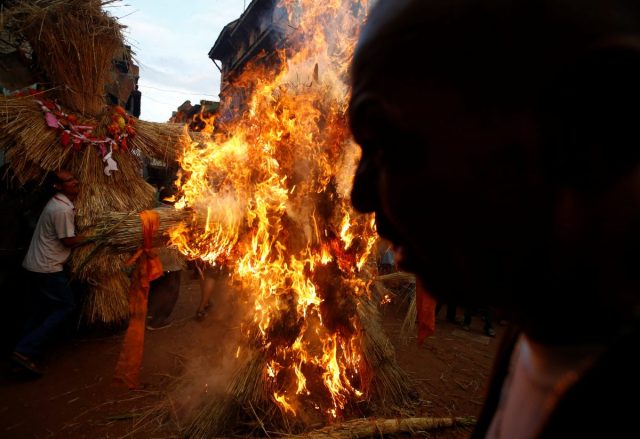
<box><xmin>53</xmin><ymin>208</ymin><xmax>76</xmax><ymax>239</ymax></box>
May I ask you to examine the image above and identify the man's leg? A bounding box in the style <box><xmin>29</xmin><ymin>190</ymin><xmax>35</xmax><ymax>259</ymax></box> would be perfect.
<box><xmin>446</xmin><ymin>304</ymin><xmax>459</xmax><ymax>323</ymax></box>
<box><xmin>483</xmin><ymin>307</ymin><xmax>496</xmax><ymax>337</ymax></box>
<box><xmin>463</xmin><ymin>307</ymin><xmax>473</xmax><ymax>330</ymax></box>
<box><xmin>14</xmin><ymin>271</ymin><xmax>75</xmax><ymax>359</ymax></box>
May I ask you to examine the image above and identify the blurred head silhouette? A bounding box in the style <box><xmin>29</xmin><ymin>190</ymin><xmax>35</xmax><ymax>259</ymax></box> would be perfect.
<box><xmin>350</xmin><ymin>0</ymin><xmax>640</xmax><ymax>341</ymax></box>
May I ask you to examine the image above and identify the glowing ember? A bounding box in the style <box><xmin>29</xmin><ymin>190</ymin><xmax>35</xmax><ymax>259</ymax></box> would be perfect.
<box><xmin>170</xmin><ymin>0</ymin><xmax>375</xmax><ymax>419</ymax></box>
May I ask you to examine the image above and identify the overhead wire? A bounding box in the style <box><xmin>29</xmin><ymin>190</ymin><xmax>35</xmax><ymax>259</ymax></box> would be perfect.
<box><xmin>138</xmin><ymin>84</ymin><xmax>219</xmax><ymax>98</ymax></box>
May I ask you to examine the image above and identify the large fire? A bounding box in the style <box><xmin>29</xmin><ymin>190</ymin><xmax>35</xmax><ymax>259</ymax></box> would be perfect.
<box><xmin>170</xmin><ymin>0</ymin><xmax>375</xmax><ymax>420</ymax></box>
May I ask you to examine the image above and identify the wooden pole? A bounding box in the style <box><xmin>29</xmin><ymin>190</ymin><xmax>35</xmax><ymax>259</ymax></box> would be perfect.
<box><xmin>288</xmin><ymin>416</ymin><xmax>476</xmax><ymax>439</ymax></box>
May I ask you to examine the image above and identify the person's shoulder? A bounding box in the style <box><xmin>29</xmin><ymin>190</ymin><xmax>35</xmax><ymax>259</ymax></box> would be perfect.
<box><xmin>46</xmin><ymin>198</ymin><xmax>74</xmax><ymax>217</ymax></box>
<box><xmin>41</xmin><ymin>197</ymin><xmax>59</xmax><ymax>213</ymax></box>
<box><xmin>51</xmin><ymin>195</ymin><xmax>73</xmax><ymax>208</ymax></box>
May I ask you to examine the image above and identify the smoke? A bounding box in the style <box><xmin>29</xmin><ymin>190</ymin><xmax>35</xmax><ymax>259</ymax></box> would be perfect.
<box><xmin>334</xmin><ymin>140</ymin><xmax>361</xmax><ymax>199</ymax></box>
<box><xmin>164</xmin><ymin>274</ymin><xmax>252</xmax><ymax>421</ymax></box>
<box><xmin>194</xmin><ymin>189</ymin><xmax>246</xmax><ymax>238</ymax></box>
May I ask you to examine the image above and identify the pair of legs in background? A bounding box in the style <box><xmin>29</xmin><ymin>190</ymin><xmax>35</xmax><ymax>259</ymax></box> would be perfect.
<box><xmin>436</xmin><ymin>302</ymin><xmax>496</xmax><ymax>337</ymax></box>
<box><xmin>195</xmin><ymin>263</ymin><xmax>226</xmax><ymax>321</ymax></box>
<box><xmin>463</xmin><ymin>307</ymin><xmax>496</xmax><ymax>337</ymax></box>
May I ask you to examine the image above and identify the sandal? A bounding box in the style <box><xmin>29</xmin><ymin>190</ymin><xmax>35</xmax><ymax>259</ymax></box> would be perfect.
<box><xmin>10</xmin><ymin>351</ymin><xmax>43</xmax><ymax>377</ymax></box>
<box><xmin>146</xmin><ymin>320</ymin><xmax>173</xmax><ymax>331</ymax></box>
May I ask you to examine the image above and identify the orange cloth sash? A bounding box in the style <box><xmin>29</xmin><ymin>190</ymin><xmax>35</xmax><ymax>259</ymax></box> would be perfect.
<box><xmin>416</xmin><ymin>277</ymin><xmax>436</xmax><ymax>346</ymax></box>
<box><xmin>113</xmin><ymin>210</ymin><xmax>163</xmax><ymax>389</ymax></box>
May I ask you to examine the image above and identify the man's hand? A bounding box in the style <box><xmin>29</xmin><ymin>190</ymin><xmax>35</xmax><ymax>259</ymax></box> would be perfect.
<box><xmin>60</xmin><ymin>234</ymin><xmax>91</xmax><ymax>248</ymax></box>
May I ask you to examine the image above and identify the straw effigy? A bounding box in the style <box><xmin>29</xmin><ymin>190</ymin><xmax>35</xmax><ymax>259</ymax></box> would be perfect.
<box><xmin>0</xmin><ymin>1</ymin><xmax>191</xmax><ymax>325</ymax></box>
<box><xmin>160</xmin><ymin>62</ymin><xmax>418</xmax><ymax>439</ymax></box>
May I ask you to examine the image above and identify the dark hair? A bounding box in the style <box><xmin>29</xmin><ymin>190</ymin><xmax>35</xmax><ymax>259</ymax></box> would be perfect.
<box><xmin>43</xmin><ymin>171</ymin><xmax>67</xmax><ymax>197</ymax></box>
<box><xmin>45</xmin><ymin>171</ymin><xmax>60</xmax><ymax>186</ymax></box>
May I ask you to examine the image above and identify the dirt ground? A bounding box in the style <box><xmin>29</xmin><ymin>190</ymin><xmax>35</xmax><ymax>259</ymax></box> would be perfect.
<box><xmin>0</xmin><ymin>273</ymin><xmax>501</xmax><ymax>438</ymax></box>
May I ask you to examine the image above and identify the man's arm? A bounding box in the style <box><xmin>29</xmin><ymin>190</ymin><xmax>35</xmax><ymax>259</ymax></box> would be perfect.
<box><xmin>54</xmin><ymin>208</ymin><xmax>88</xmax><ymax>248</ymax></box>
<box><xmin>60</xmin><ymin>235</ymin><xmax>88</xmax><ymax>248</ymax></box>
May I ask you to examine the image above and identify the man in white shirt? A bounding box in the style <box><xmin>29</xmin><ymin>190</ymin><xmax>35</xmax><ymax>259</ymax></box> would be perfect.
<box><xmin>12</xmin><ymin>170</ymin><xmax>86</xmax><ymax>377</ymax></box>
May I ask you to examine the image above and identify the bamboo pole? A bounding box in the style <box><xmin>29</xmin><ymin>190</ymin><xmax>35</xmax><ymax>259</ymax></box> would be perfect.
<box><xmin>375</xmin><ymin>271</ymin><xmax>415</xmax><ymax>283</ymax></box>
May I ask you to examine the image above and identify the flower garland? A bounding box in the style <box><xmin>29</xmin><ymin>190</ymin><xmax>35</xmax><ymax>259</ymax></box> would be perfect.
<box><xmin>106</xmin><ymin>105</ymin><xmax>136</xmax><ymax>152</ymax></box>
<box><xmin>37</xmin><ymin>99</ymin><xmax>137</xmax><ymax>176</ymax></box>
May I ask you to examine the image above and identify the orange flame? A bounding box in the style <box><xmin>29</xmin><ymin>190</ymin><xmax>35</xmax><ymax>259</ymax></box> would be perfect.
<box><xmin>170</xmin><ymin>0</ymin><xmax>375</xmax><ymax>419</ymax></box>
<box><xmin>274</xmin><ymin>392</ymin><xmax>297</xmax><ymax>416</ymax></box>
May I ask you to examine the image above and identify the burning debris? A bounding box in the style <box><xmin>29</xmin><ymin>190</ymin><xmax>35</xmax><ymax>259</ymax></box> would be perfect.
<box><xmin>162</xmin><ymin>0</ymin><xmax>415</xmax><ymax>436</ymax></box>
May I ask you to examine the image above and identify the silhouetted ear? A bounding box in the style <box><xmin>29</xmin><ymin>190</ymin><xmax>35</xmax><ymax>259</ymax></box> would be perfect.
<box><xmin>541</xmin><ymin>39</ymin><xmax>640</xmax><ymax>189</ymax></box>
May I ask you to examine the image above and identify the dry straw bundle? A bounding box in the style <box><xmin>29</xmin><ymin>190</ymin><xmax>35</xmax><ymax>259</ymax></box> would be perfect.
<box><xmin>71</xmin><ymin>251</ymin><xmax>131</xmax><ymax>324</ymax></box>
<box><xmin>0</xmin><ymin>95</ymin><xmax>69</xmax><ymax>183</ymax></box>
<box><xmin>185</xmin><ymin>352</ymin><xmax>278</xmax><ymax>438</ymax></box>
<box><xmin>373</xmin><ymin>272</ymin><xmax>418</xmax><ymax>344</ymax></box>
<box><xmin>131</xmin><ymin>120</ymin><xmax>190</xmax><ymax>164</ymax></box>
<box><xmin>4</xmin><ymin>0</ymin><xmax>124</xmax><ymax>115</ymax></box>
<box><xmin>89</xmin><ymin>207</ymin><xmax>190</xmax><ymax>252</ymax></box>
<box><xmin>70</xmin><ymin>206</ymin><xmax>192</xmax><ymax>324</ymax></box>
<box><xmin>62</xmin><ymin>141</ymin><xmax>157</xmax><ymax>324</ymax></box>
<box><xmin>357</xmin><ymin>292</ymin><xmax>415</xmax><ymax>414</ymax></box>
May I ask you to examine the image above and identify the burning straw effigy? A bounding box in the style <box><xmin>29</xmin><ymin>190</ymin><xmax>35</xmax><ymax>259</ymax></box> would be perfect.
<box><xmin>0</xmin><ymin>0</ymin><xmax>190</xmax><ymax>324</ymax></box>
<box><xmin>134</xmin><ymin>0</ymin><xmax>429</xmax><ymax>436</ymax></box>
